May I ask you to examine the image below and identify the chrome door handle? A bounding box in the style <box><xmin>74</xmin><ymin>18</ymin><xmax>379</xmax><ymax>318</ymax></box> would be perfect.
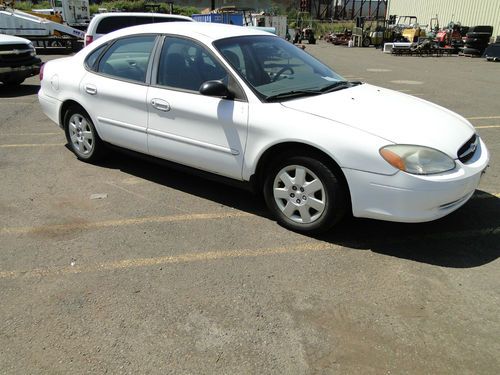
<box><xmin>151</xmin><ymin>98</ymin><xmax>171</xmax><ymax>112</ymax></box>
<box><xmin>85</xmin><ymin>84</ymin><xmax>97</xmax><ymax>95</ymax></box>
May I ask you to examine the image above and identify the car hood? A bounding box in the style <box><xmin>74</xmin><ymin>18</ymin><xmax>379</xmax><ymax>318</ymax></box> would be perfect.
<box><xmin>0</xmin><ymin>33</ymin><xmax>31</xmax><ymax>45</ymax></box>
<box><xmin>281</xmin><ymin>83</ymin><xmax>475</xmax><ymax>158</ymax></box>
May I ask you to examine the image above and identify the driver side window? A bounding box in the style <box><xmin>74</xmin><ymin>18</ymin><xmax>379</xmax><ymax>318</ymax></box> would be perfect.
<box><xmin>157</xmin><ymin>37</ymin><xmax>228</xmax><ymax>92</ymax></box>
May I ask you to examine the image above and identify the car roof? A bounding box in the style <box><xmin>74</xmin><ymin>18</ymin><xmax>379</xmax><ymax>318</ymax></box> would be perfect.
<box><xmin>94</xmin><ymin>21</ymin><xmax>275</xmax><ymax>44</ymax></box>
<box><xmin>90</xmin><ymin>12</ymin><xmax>193</xmax><ymax>22</ymax></box>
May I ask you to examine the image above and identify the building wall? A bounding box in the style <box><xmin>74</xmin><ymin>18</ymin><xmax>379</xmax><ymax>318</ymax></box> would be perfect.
<box><xmin>387</xmin><ymin>0</ymin><xmax>500</xmax><ymax>38</ymax></box>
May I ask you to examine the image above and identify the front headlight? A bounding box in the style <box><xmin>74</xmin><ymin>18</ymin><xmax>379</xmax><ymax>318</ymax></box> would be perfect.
<box><xmin>380</xmin><ymin>145</ymin><xmax>456</xmax><ymax>175</ymax></box>
<box><xmin>28</xmin><ymin>42</ymin><xmax>36</xmax><ymax>57</ymax></box>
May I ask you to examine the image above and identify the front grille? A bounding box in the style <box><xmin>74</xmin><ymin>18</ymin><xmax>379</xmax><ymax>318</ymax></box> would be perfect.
<box><xmin>0</xmin><ymin>44</ymin><xmax>29</xmax><ymax>52</ymax></box>
<box><xmin>0</xmin><ymin>51</ymin><xmax>32</xmax><ymax>62</ymax></box>
<box><xmin>457</xmin><ymin>134</ymin><xmax>479</xmax><ymax>163</ymax></box>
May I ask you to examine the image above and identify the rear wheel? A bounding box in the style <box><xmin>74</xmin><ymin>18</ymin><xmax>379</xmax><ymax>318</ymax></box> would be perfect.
<box><xmin>64</xmin><ymin>105</ymin><xmax>106</xmax><ymax>162</ymax></box>
<box><xmin>263</xmin><ymin>155</ymin><xmax>347</xmax><ymax>234</ymax></box>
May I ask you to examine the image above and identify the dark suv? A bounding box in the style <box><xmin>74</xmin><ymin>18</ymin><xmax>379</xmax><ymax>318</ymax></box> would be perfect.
<box><xmin>0</xmin><ymin>34</ymin><xmax>41</xmax><ymax>86</ymax></box>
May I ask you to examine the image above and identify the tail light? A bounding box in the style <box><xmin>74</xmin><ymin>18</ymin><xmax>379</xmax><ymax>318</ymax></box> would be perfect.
<box><xmin>85</xmin><ymin>35</ymin><xmax>93</xmax><ymax>46</ymax></box>
<box><xmin>39</xmin><ymin>63</ymin><xmax>45</xmax><ymax>81</ymax></box>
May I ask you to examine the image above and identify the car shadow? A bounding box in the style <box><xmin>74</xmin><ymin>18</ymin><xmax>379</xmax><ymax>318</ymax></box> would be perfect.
<box><xmin>0</xmin><ymin>84</ymin><xmax>39</xmax><ymax>97</ymax></box>
<box><xmin>36</xmin><ymin>48</ymin><xmax>76</xmax><ymax>56</ymax></box>
<box><xmin>315</xmin><ymin>195</ymin><xmax>500</xmax><ymax>268</ymax></box>
<box><xmin>94</xmin><ymin>150</ymin><xmax>271</xmax><ymax>218</ymax></box>
<box><xmin>96</xmin><ymin>151</ymin><xmax>499</xmax><ymax>269</ymax></box>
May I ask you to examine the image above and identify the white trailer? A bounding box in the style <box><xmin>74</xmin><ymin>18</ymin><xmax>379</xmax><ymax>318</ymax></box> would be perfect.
<box><xmin>252</xmin><ymin>15</ymin><xmax>288</xmax><ymax>39</ymax></box>
<box><xmin>0</xmin><ymin>8</ymin><xmax>85</xmax><ymax>50</ymax></box>
<box><xmin>0</xmin><ymin>9</ymin><xmax>85</xmax><ymax>38</ymax></box>
<box><xmin>51</xmin><ymin>0</ymin><xmax>90</xmax><ymax>28</ymax></box>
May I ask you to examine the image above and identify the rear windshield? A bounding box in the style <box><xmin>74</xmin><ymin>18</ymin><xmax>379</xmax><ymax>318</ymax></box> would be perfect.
<box><xmin>96</xmin><ymin>16</ymin><xmax>190</xmax><ymax>34</ymax></box>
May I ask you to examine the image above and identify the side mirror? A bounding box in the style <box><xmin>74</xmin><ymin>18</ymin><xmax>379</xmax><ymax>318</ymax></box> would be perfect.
<box><xmin>199</xmin><ymin>80</ymin><xmax>233</xmax><ymax>99</ymax></box>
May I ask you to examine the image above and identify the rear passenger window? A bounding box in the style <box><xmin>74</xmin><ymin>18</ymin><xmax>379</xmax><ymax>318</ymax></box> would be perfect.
<box><xmin>85</xmin><ymin>44</ymin><xmax>107</xmax><ymax>70</ymax></box>
<box><xmin>96</xmin><ymin>17</ymin><xmax>134</xmax><ymax>34</ymax></box>
<box><xmin>134</xmin><ymin>16</ymin><xmax>156</xmax><ymax>26</ymax></box>
<box><xmin>96</xmin><ymin>16</ymin><xmax>192</xmax><ymax>35</ymax></box>
<box><xmin>97</xmin><ymin>36</ymin><xmax>156</xmax><ymax>83</ymax></box>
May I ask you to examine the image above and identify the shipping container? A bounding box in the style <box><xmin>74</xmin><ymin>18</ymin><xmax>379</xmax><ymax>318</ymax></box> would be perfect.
<box><xmin>191</xmin><ymin>13</ymin><xmax>244</xmax><ymax>26</ymax></box>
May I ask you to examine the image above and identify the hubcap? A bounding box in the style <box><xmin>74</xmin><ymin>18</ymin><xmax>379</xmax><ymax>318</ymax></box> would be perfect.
<box><xmin>68</xmin><ymin>113</ymin><xmax>93</xmax><ymax>156</ymax></box>
<box><xmin>272</xmin><ymin>165</ymin><xmax>326</xmax><ymax>224</ymax></box>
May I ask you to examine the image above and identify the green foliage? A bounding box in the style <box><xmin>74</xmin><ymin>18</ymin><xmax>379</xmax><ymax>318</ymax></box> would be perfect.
<box><xmin>14</xmin><ymin>1</ymin><xmax>200</xmax><ymax>17</ymax></box>
<box><xmin>91</xmin><ymin>1</ymin><xmax>200</xmax><ymax>16</ymax></box>
<box><xmin>316</xmin><ymin>21</ymin><xmax>355</xmax><ymax>36</ymax></box>
<box><xmin>13</xmin><ymin>1</ymin><xmax>52</xmax><ymax>11</ymax></box>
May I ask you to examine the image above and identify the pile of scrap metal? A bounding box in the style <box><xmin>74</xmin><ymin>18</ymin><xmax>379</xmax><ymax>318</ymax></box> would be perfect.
<box><xmin>293</xmin><ymin>27</ymin><xmax>316</xmax><ymax>44</ymax></box>
<box><xmin>323</xmin><ymin>29</ymin><xmax>352</xmax><ymax>45</ymax></box>
<box><xmin>391</xmin><ymin>38</ymin><xmax>453</xmax><ymax>56</ymax></box>
<box><xmin>461</xmin><ymin>26</ymin><xmax>494</xmax><ymax>56</ymax></box>
<box><xmin>391</xmin><ymin>16</ymin><xmax>426</xmax><ymax>43</ymax></box>
<box><xmin>432</xmin><ymin>21</ymin><xmax>469</xmax><ymax>53</ymax></box>
<box><xmin>390</xmin><ymin>20</ymin><xmax>468</xmax><ymax>56</ymax></box>
<box><xmin>484</xmin><ymin>36</ymin><xmax>500</xmax><ymax>61</ymax></box>
<box><xmin>484</xmin><ymin>42</ymin><xmax>500</xmax><ymax>61</ymax></box>
<box><xmin>385</xmin><ymin>17</ymin><xmax>496</xmax><ymax>58</ymax></box>
<box><xmin>382</xmin><ymin>15</ymin><xmax>426</xmax><ymax>53</ymax></box>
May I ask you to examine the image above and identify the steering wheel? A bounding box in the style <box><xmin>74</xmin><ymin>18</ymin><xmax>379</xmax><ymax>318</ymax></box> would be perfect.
<box><xmin>272</xmin><ymin>66</ymin><xmax>295</xmax><ymax>82</ymax></box>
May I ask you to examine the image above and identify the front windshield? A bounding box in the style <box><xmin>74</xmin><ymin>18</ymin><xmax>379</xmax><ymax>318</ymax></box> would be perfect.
<box><xmin>214</xmin><ymin>35</ymin><xmax>346</xmax><ymax>101</ymax></box>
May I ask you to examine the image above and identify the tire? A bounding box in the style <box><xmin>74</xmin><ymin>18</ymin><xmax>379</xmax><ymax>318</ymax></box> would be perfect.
<box><xmin>63</xmin><ymin>105</ymin><xmax>106</xmax><ymax>162</ymax></box>
<box><xmin>468</xmin><ymin>26</ymin><xmax>493</xmax><ymax>34</ymax></box>
<box><xmin>466</xmin><ymin>32</ymin><xmax>492</xmax><ymax>39</ymax></box>
<box><xmin>462</xmin><ymin>47</ymin><xmax>481</xmax><ymax>55</ymax></box>
<box><xmin>465</xmin><ymin>41</ymin><xmax>488</xmax><ymax>49</ymax></box>
<box><xmin>362</xmin><ymin>36</ymin><xmax>371</xmax><ymax>47</ymax></box>
<box><xmin>466</xmin><ymin>37</ymin><xmax>489</xmax><ymax>44</ymax></box>
<box><xmin>263</xmin><ymin>155</ymin><xmax>347</xmax><ymax>234</ymax></box>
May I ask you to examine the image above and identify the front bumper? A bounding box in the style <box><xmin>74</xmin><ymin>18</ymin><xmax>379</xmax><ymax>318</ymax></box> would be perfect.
<box><xmin>343</xmin><ymin>138</ymin><xmax>489</xmax><ymax>223</ymax></box>
<box><xmin>0</xmin><ymin>57</ymin><xmax>41</xmax><ymax>82</ymax></box>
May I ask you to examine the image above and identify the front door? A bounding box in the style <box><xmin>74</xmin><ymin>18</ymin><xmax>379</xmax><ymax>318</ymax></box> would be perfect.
<box><xmin>146</xmin><ymin>36</ymin><xmax>248</xmax><ymax>180</ymax></box>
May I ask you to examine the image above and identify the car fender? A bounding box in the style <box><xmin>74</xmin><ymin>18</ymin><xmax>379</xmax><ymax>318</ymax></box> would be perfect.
<box><xmin>242</xmin><ymin>103</ymin><xmax>397</xmax><ymax>181</ymax></box>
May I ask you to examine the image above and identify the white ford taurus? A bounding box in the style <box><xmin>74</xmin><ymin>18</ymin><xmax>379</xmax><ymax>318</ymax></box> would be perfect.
<box><xmin>38</xmin><ymin>22</ymin><xmax>489</xmax><ymax>233</ymax></box>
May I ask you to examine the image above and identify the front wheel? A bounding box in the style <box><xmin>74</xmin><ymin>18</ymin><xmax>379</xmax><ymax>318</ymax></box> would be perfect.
<box><xmin>64</xmin><ymin>105</ymin><xmax>106</xmax><ymax>162</ymax></box>
<box><xmin>263</xmin><ymin>156</ymin><xmax>347</xmax><ymax>234</ymax></box>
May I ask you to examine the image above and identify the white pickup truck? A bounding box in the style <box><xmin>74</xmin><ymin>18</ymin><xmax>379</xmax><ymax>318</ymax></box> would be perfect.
<box><xmin>0</xmin><ymin>34</ymin><xmax>41</xmax><ymax>86</ymax></box>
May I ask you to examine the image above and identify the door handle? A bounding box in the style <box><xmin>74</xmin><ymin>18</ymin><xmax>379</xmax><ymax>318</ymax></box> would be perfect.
<box><xmin>151</xmin><ymin>98</ymin><xmax>171</xmax><ymax>112</ymax></box>
<box><xmin>84</xmin><ymin>84</ymin><xmax>97</xmax><ymax>95</ymax></box>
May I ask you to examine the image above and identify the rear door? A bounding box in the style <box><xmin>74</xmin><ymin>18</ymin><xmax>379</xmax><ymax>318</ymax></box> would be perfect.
<box><xmin>79</xmin><ymin>35</ymin><xmax>157</xmax><ymax>153</ymax></box>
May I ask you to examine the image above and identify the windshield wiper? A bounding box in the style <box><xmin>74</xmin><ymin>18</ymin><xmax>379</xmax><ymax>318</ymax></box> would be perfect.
<box><xmin>321</xmin><ymin>81</ymin><xmax>353</xmax><ymax>93</ymax></box>
<box><xmin>265</xmin><ymin>81</ymin><xmax>363</xmax><ymax>102</ymax></box>
<box><xmin>265</xmin><ymin>89</ymin><xmax>322</xmax><ymax>102</ymax></box>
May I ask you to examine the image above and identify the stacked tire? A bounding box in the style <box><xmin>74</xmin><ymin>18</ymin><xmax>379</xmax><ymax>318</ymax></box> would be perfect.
<box><xmin>463</xmin><ymin>26</ymin><xmax>493</xmax><ymax>56</ymax></box>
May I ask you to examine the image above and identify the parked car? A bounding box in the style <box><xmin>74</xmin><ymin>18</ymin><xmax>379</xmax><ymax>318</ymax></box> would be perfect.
<box><xmin>0</xmin><ymin>34</ymin><xmax>41</xmax><ymax>86</ymax></box>
<box><xmin>38</xmin><ymin>22</ymin><xmax>489</xmax><ymax>233</ymax></box>
<box><xmin>84</xmin><ymin>12</ymin><xmax>193</xmax><ymax>46</ymax></box>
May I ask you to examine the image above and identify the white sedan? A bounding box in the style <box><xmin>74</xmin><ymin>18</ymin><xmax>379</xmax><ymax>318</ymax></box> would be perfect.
<box><xmin>38</xmin><ymin>22</ymin><xmax>489</xmax><ymax>233</ymax></box>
